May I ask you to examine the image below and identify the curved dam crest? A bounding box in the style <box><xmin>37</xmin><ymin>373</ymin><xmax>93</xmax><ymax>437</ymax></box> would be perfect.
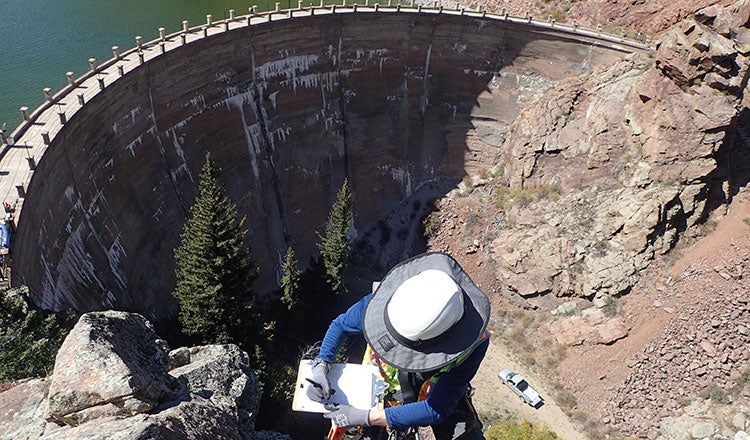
<box><xmin>0</xmin><ymin>6</ymin><xmax>648</xmax><ymax>320</ymax></box>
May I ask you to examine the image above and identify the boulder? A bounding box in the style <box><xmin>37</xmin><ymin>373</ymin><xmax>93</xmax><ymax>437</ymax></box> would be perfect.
<box><xmin>45</xmin><ymin>311</ymin><xmax>172</xmax><ymax>425</ymax></box>
<box><xmin>169</xmin><ymin>344</ymin><xmax>261</xmax><ymax>434</ymax></box>
<box><xmin>0</xmin><ymin>311</ymin><xmax>272</xmax><ymax>439</ymax></box>
<box><xmin>0</xmin><ymin>379</ymin><xmax>48</xmax><ymax>440</ymax></box>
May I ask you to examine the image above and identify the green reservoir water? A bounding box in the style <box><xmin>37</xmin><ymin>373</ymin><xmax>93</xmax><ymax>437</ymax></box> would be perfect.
<box><xmin>0</xmin><ymin>0</ymin><xmax>287</xmax><ymax>132</ymax></box>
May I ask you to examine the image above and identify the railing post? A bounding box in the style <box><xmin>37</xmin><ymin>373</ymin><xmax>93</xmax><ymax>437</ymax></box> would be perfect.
<box><xmin>58</xmin><ymin>111</ymin><xmax>67</xmax><ymax>125</ymax></box>
<box><xmin>77</xmin><ymin>94</ymin><xmax>85</xmax><ymax>105</ymax></box>
<box><xmin>206</xmin><ymin>14</ymin><xmax>213</xmax><ymax>25</ymax></box>
<box><xmin>98</xmin><ymin>77</ymin><xmax>105</xmax><ymax>90</ymax></box>
<box><xmin>16</xmin><ymin>185</ymin><xmax>25</xmax><ymax>199</ymax></box>
<box><xmin>136</xmin><ymin>35</ymin><xmax>143</xmax><ymax>50</ymax></box>
<box><xmin>88</xmin><ymin>58</ymin><xmax>97</xmax><ymax>71</ymax></box>
<box><xmin>42</xmin><ymin>132</ymin><xmax>51</xmax><ymax>145</ymax></box>
<box><xmin>159</xmin><ymin>27</ymin><xmax>166</xmax><ymax>42</ymax></box>
<box><xmin>43</xmin><ymin>87</ymin><xmax>53</xmax><ymax>102</ymax></box>
<box><xmin>20</xmin><ymin>107</ymin><xmax>30</xmax><ymax>121</ymax></box>
<box><xmin>112</xmin><ymin>45</ymin><xmax>120</xmax><ymax>59</ymax></box>
<box><xmin>230</xmin><ymin>9</ymin><xmax>236</xmax><ymax>19</ymax></box>
<box><xmin>26</xmin><ymin>157</ymin><xmax>36</xmax><ymax>170</ymax></box>
<box><xmin>183</xmin><ymin>20</ymin><xmax>189</xmax><ymax>32</ymax></box>
<box><xmin>67</xmin><ymin>71</ymin><xmax>76</xmax><ymax>85</ymax></box>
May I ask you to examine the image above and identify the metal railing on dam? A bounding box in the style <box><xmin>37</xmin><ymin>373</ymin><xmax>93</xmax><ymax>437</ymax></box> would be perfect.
<box><xmin>0</xmin><ymin>3</ymin><xmax>649</xmax><ymax>219</ymax></box>
<box><xmin>0</xmin><ymin>2</ymin><xmax>651</xmax><ymax>315</ymax></box>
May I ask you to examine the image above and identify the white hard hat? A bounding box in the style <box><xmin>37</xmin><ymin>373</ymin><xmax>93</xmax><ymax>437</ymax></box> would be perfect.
<box><xmin>386</xmin><ymin>269</ymin><xmax>464</xmax><ymax>341</ymax></box>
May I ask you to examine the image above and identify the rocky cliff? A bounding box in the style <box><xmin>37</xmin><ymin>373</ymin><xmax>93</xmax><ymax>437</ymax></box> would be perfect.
<box><xmin>439</xmin><ymin>0</ymin><xmax>750</xmax><ymax>306</ymax></box>
<box><xmin>0</xmin><ymin>311</ymin><xmax>285</xmax><ymax>440</ymax></box>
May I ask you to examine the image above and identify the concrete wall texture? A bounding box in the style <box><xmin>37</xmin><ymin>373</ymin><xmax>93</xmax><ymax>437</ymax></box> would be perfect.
<box><xmin>3</xmin><ymin>7</ymin><xmax>646</xmax><ymax>320</ymax></box>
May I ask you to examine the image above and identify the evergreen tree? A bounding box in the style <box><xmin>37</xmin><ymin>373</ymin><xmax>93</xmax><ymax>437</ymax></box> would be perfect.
<box><xmin>0</xmin><ymin>287</ymin><xmax>70</xmax><ymax>382</ymax></box>
<box><xmin>280</xmin><ymin>247</ymin><xmax>301</xmax><ymax>311</ymax></box>
<box><xmin>317</xmin><ymin>179</ymin><xmax>354</xmax><ymax>294</ymax></box>
<box><xmin>172</xmin><ymin>152</ymin><xmax>258</xmax><ymax>345</ymax></box>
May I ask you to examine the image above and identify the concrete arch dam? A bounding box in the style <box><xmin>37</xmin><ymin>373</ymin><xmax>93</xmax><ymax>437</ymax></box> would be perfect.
<box><xmin>2</xmin><ymin>6</ymin><xmax>647</xmax><ymax>320</ymax></box>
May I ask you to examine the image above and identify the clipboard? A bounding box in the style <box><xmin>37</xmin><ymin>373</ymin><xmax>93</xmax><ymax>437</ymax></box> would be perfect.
<box><xmin>292</xmin><ymin>359</ymin><xmax>382</xmax><ymax>413</ymax></box>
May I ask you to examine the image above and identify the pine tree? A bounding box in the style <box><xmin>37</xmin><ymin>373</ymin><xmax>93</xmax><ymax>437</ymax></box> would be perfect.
<box><xmin>317</xmin><ymin>178</ymin><xmax>354</xmax><ymax>294</ymax></box>
<box><xmin>172</xmin><ymin>152</ymin><xmax>258</xmax><ymax>345</ymax></box>
<box><xmin>280</xmin><ymin>247</ymin><xmax>301</xmax><ymax>311</ymax></box>
<box><xmin>0</xmin><ymin>287</ymin><xmax>70</xmax><ymax>382</ymax></box>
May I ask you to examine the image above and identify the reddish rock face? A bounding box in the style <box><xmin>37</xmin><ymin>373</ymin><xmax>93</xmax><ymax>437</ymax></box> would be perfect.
<box><xmin>9</xmin><ymin>11</ymin><xmax>638</xmax><ymax>319</ymax></box>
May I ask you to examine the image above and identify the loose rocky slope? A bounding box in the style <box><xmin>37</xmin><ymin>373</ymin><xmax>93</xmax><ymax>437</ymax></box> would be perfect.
<box><xmin>426</xmin><ymin>0</ymin><xmax>750</xmax><ymax>438</ymax></box>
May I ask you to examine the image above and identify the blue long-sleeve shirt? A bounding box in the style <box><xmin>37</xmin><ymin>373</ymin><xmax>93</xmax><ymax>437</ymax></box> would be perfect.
<box><xmin>317</xmin><ymin>294</ymin><xmax>489</xmax><ymax>429</ymax></box>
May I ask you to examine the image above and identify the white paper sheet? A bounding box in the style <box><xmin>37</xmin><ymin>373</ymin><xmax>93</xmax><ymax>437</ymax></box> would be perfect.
<box><xmin>292</xmin><ymin>360</ymin><xmax>381</xmax><ymax>413</ymax></box>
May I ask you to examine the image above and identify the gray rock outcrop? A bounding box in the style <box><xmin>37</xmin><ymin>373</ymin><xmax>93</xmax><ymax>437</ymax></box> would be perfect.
<box><xmin>479</xmin><ymin>0</ymin><xmax>750</xmax><ymax>303</ymax></box>
<box><xmin>0</xmin><ymin>311</ymin><xmax>283</xmax><ymax>440</ymax></box>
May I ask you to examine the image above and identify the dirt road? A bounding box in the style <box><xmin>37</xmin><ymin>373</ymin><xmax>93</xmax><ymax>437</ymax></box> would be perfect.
<box><xmin>471</xmin><ymin>338</ymin><xmax>587</xmax><ymax>440</ymax></box>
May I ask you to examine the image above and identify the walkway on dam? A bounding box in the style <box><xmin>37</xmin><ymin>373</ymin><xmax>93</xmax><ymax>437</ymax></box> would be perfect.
<box><xmin>0</xmin><ymin>3</ymin><xmax>651</xmax><ymax>234</ymax></box>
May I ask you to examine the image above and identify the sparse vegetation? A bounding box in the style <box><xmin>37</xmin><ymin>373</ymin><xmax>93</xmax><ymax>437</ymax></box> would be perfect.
<box><xmin>0</xmin><ymin>287</ymin><xmax>71</xmax><ymax>382</ymax></box>
<box><xmin>485</xmin><ymin>419</ymin><xmax>560</xmax><ymax>440</ymax></box>
<box><xmin>492</xmin><ymin>184</ymin><xmax>565</xmax><ymax>210</ymax></box>
<box><xmin>423</xmin><ymin>210</ymin><xmax>442</xmax><ymax>236</ymax></box>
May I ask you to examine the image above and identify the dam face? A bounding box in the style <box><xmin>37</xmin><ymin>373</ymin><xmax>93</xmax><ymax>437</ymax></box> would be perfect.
<box><xmin>3</xmin><ymin>8</ymin><xmax>643</xmax><ymax>320</ymax></box>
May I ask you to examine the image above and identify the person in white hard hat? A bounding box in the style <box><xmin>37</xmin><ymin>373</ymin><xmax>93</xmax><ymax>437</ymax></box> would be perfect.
<box><xmin>307</xmin><ymin>252</ymin><xmax>491</xmax><ymax>440</ymax></box>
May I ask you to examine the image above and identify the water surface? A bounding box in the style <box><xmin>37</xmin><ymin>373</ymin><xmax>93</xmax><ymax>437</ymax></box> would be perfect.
<box><xmin>0</xmin><ymin>0</ymin><xmax>282</xmax><ymax>131</ymax></box>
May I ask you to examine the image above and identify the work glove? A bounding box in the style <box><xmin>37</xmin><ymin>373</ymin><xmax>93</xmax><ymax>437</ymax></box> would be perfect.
<box><xmin>306</xmin><ymin>360</ymin><xmax>334</xmax><ymax>402</ymax></box>
<box><xmin>324</xmin><ymin>403</ymin><xmax>370</xmax><ymax>427</ymax></box>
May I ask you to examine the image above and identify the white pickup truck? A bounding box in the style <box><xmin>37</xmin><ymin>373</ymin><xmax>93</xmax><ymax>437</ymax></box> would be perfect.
<box><xmin>498</xmin><ymin>369</ymin><xmax>544</xmax><ymax>408</ymax></box>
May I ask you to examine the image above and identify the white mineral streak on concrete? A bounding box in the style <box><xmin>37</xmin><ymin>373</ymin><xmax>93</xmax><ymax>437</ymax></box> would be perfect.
<box><xmin>171</xmin><ymin>129</ymin><xmax>193</xmax><ymax>182</ymax></box>
<box><xmin>421</xmin><ymin>44</ymin><xmax>432</xmax><ymax>115</ymax></box>
<box><xmin>107</xmin><ymin>234</ymin><xmax>128</xmax><ymax>289</ymax></box>
<box><xmin>255</xmin><ymin>55</ymin><xmax>319</xmax><ymax>82</ymax></box>
<box><xmin>225</xmin><ymin>86</ymin><xmax>240</xmax><ymax>99</ymax></box>
<box><xmin>40</xmin><ymin>216</ymin><xmax>112</xmax><ymax>312</ymax></box>
<box><xmin>173</xmin><ymin>116</ymin><xmax>195</xmax><ymax>131</ymax></box>
<box><xmin>87</xmin><ymin>189</ymin><xmax>105</xmax><ymax>217</ymax></box>
<box><xmin>104</xmin><ymin>158</ymin><xmax>114</xmax><ymax>169</ymax></box>
<box><xmin>453</xmin><ymin>43</ymin><xmax>467</xmax><ymax>55</ymax></box>
<box><xmin>269</xmin><ymin>91</ymin><xmax>279</xmax><ymax>110</ymax></box>
<box><xmin>152</xmin><ymin>205</ymin><xmax>163</xmax><ymax>222</ymax></box>
<box><xmin>215</xmin><ymin>71</ymin><xmax>234</xmax><ymax>83</ymax></box>
<box><xmin>112</xmin><ymin>121</ymin><xmax>120</xmax><ymax>135</ymax></box>
<box><xmin>130</xmin><ymin>107</ymin><xmax>141</xmax><ymax>125</ymax></box>
<box><xmin>273</xmin><ymin>125</ymin><xmax>292</xmax><ymax>142</ymax></box>
<box><xmin>326</xmin><ymin>44</ymin><xmax>336</xmax><ymax>66</ymax></box>
<box><xmin>184</xmin><ymin>94</ymin><xmax>207</xmax><ymax>110</ymax></box>
<box><xmin>338</xmin><ymin>37</ymin><xmax>342</xmax><ymax>68</ymax></box>
<box><xmin>280</xmin><ymin>70</ymin><xmax>352</xmax><ymax>93</ymax></box>
<box><xmin>368</xmin><ymin>49</ymin><xmax>388</xmax><ymax>59</ymax></box>
<box><xmin>63</xmin><ymin>185</ymin><xmax>75</xmax><ymax>201</ymax></box>
<box><xmin>235</xmin><ymin>102</ymin><xmax>261</xmax><ymax>179</ymax></box>
<box><xmin>380</xmin><ymin>165</ymin><xmax>413</xmax><ymax>196</ymax></box>
<box><xmin>126</xmin><ymin>135</ymin><xmax>143</xmax><ymax>157</ymax></box>
<box><xmin>444</xmin><ymin>103</ymin><xmax>457</xmax><ymax>122</ymax></box>
<box><xmin>315</xmin><ymin>109</ymin><xmax>336</xmax><ymax>131</ymax></box>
